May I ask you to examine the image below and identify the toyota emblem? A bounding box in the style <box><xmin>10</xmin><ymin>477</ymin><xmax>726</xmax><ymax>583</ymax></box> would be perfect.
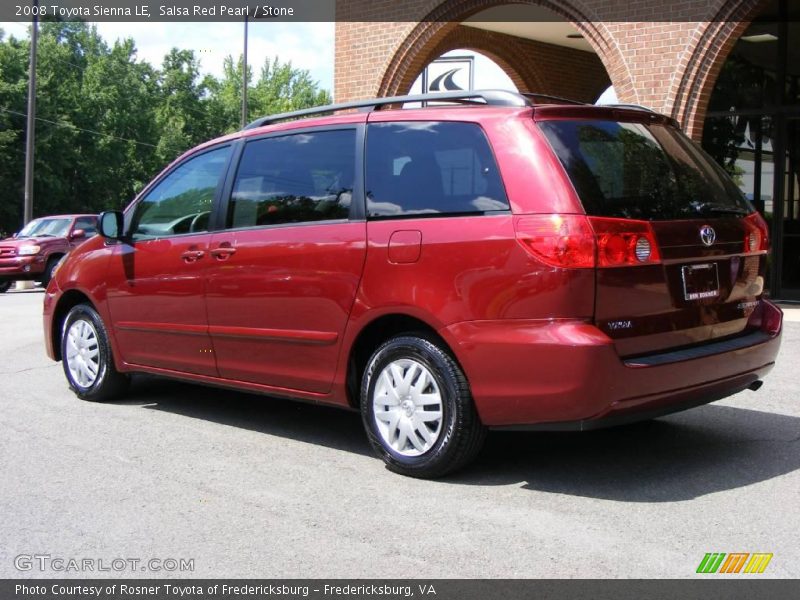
<box><xmin>700</xmin><ymin>225</ymin><xmax>716</xmax><ymax>246</ymax></box>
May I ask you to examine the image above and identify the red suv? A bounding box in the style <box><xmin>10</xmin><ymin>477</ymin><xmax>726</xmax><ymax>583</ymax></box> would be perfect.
<box><xmin>0</xmin><ymin>214</ymin><xmax>98</xmax><ymax>293</ymax></box>
<box><xmin>42</xmin><ymin>91</ymin><xmax>782</xmax><ymax>477</ymax></box>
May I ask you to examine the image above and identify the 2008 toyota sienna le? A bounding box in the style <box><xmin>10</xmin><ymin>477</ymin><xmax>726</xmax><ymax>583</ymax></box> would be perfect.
<box><xmin>43</xmin><ymin>90</ymin><xmax>783</xmax><ymax>478</ymax></box>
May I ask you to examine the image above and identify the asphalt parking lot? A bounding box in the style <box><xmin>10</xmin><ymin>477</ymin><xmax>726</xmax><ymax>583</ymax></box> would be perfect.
<box><xmin>1</xmin><ymin>289</ymin><xmax>798</xmax><ymax>579</ymax></box>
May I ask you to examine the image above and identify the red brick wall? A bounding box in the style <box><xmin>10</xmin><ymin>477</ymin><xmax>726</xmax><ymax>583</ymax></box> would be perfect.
<box><xmin>334</xmin><ymin>0</ymin><xmax>773</xmax><ymax>139</ymax></box>
<box><xmin>399</xmin><ymin>25</ymin><xmax>610</xmax><ymax>103</ymax></box>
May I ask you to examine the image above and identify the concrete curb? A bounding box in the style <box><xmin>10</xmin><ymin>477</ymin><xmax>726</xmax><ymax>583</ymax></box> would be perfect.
<box><xmin>776</xmin><ymin>304</ymin><xmax>800</xmax><ymax>323</ymax></box>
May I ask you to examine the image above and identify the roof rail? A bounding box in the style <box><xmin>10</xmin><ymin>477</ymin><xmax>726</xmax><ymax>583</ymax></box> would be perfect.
<box><xmin>243</xmin><ymin>89</ymin><xmax>532</xmax><ymax>130</ymax></box>
<box><xmin>519</xmin><ymin>92</ymin><xmax>586</xmax><ymax>106</ymax></box>
<box><xmin>603</xmin><ymin>103</ymin><xmax>658</xmax><ymax>114</ymax></box>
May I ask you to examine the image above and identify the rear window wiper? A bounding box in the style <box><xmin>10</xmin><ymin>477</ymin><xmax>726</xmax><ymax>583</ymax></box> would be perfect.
<box><xmin>698</xmin><ymin>203</ymin><xmax>749</xmax><ymax>216</ymax></box>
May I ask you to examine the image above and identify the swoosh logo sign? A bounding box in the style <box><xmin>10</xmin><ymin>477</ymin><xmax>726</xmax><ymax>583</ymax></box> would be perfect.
<box><xmin>429</xmin><ymin>68</ymin><xmax>463</xmax><ymax>91</ymax></box>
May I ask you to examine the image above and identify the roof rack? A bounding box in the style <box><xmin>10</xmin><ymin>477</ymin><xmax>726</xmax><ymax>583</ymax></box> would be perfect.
<box><xmin>243</xmin><ymin>89</ymin><xmax>532</xmax><ymax>130</ymax></box>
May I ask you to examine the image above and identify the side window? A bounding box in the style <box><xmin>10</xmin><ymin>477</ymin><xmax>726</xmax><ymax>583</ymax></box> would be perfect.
<box><xmin>73</xmin><ymin>217</ymin><xmax>97</xmax><ymax>237</ymax></box>
<box><xmin>130</xmin><ymin>145</ymin><xmax>232</xmax><ymax>239</ymax></box>
<box><xmin>365</xmin><ymin>121</ymin><xmax>509</xmax><ymax>218</ymax></box>
<box><xmin>228</xmin><ymin>129</ymin><xmax>355</xmax><ymax>228</ymax></box>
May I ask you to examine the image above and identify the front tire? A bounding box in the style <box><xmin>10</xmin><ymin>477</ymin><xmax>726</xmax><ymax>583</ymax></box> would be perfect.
<box><xmin>0</xmin><ymin>280</ymin><xmax>11</xmax><ymax>293</ymax></box>
<box><xmin>61</xmin><ymin>303</ymin><xmax>129</xmax><ymax>402</ymax></box>
<box><xmin>361</xmin><ymin>335</ymin><xmax>486</xmax><ymax>478</ymax></box>
<box><xmin>40</xmin><ymin>256</ymin><xmax>61</xmax><ymax>288</ymax></box>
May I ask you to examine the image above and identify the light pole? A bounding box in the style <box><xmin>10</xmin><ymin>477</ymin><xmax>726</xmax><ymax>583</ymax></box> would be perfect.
<box><xmin>241</xmin><ymin>15</ymin><xmax>248</xmax><ymax>128</ymax></box>
<box><xmin>23</xmin><ymin>0</ymin><xmax>39</xmax><ymax>225</ymax></box>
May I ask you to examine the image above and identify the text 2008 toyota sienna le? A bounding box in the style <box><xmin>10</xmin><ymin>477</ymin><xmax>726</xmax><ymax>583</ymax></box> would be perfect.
<box><xmin>43</xmin><ymin>90</ymin><xmax>782</xmax><ymax>478</ymax></box>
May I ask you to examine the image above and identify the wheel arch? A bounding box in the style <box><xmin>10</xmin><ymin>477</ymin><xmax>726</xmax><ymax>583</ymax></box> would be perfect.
<box><xmin>344</xmin><ymin>312</ymin><xmax>464</xmax><ymax>409</ymax></box>
<box><xmin>51</xmin><ymin>289</ymin><xmax>95</xmax><ymax>361</ymax></box>
<box><xmin>40</xmin><ymin>253</ymin><xmax>67</xmax><ymax>285</ymax></box>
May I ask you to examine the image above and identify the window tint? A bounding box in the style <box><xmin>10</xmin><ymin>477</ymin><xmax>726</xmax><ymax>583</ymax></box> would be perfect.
<box><xmin>130</xmin><ymin>145</ymin><xmax>231</xmax><ymax>239</ymax></box>
<box><xmin>228</xmin><ymin>130</ymin><xmax>355</xmax><ymax>228</ymax></box>
<box><xmin>365</xmin><ymin>122</ymin><xmax>509</xmax><ymax>218</ymax></box>
<box><xmin>539</xmin><ymin>120</ymin><xmax>752</xmax><ymax>220</ymax></box>
<box><xmin>73</xmin><ymin>217</ymin><xmax>97</xmax><ymax>237</ymax></box>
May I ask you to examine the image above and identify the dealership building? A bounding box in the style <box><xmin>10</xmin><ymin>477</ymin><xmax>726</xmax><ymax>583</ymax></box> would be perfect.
<box><xmin>334</xmin><ymin>0</ymin><xmax>799</xmax><ymax>300</ymax></box>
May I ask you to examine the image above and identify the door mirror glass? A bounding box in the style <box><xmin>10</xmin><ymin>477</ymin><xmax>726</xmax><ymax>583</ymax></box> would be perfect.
<box><xmin>98</xmin><ymin>211</ymin><xmax>124</xmax><ymax>240</ymax></box>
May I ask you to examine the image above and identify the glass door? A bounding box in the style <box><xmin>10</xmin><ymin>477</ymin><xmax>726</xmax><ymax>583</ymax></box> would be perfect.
<box><xmin>776</xmin><ymin>117</ymin><xmax>800</xmax><ymax>299</ymax></box>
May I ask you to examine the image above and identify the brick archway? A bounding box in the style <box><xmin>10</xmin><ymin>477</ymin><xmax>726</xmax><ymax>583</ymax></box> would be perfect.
<box><xmin>667</xmin><ymin>0</ymin><xmax>774</xmax><ymax>138</ymax></box>
<box><xmin>376</xmin><ymin>0</ymin><xmax>624</xmax><ymax>103</ymax></box>
<box><xmin>422</xmin><ymin>27</ymin><xmax>541</xmax><ymax>95</ymax></box>
<box><xmin>336</xmin><ymin>0</ymin><xmax>775</xmax><ymax>141</ymax></box>
<box><xmin>400</xmin><ymin>24</ymin><xmax>611</xmax><ymax>102</ymax></box>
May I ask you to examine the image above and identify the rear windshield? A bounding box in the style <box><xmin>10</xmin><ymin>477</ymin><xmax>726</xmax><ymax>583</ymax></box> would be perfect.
<box><xmin>539</xmin><ymin>120</ymin><xmax>752</xmax><ymax>220</ymax></box>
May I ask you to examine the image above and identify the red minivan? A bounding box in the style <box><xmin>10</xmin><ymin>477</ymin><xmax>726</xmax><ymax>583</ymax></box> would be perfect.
<box><xmin>43</xmin><ymin>91</ymin><xmax>782</xmax><ymax>477</ymax></box>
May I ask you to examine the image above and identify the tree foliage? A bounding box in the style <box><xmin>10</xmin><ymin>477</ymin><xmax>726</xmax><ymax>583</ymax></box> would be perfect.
<box><xmin>0</xmin><ymin>21</ymin><xmax>331</xmax><ymax>236</ymax></box>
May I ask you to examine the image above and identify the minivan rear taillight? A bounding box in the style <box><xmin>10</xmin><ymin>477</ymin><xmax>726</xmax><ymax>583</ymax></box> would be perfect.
<box><xmin>514</xmin><ymin>214</ymin><xmax>662</xmax><ymax>269</ymax></box>
<box><xmin>514</xmin><ymin>214</ymin><xmax>595</xmax><ymax>268</ymax></box>
<box><xmin>743</xmin><ymin>212</ymin><xmax>770</xmax><ymax>254</ymax></box>
<box><xmin>589</xmin><ymin>216</ymin><xmax>661</xmax><ymax>267</ymax></box>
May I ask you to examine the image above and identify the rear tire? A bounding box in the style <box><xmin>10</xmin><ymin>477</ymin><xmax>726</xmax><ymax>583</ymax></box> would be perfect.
<box><xmin>0</xmin><ymin>281</ymin><xmax>11</xmax><ymax>293</ymax></box>
<box><xmin>61</xmin><ymin>303</ymin><xmax>129</xmax><ymax>402</ymax></box>
<box><xmin>361</xmin><ymin>334</ymin><xmax>486</xmax><ymax>478</ymax></box>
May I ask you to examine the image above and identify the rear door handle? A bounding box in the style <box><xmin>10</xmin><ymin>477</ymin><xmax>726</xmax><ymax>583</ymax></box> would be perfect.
<box><xmin>210</xmin><ymin>246</ymin><xmax>237</xmax><ymax>259</ymax></box>
<box><xmin>181</xmin><ymin>249</ymin><xmax>205</xmax><ymax>263</ymax></box>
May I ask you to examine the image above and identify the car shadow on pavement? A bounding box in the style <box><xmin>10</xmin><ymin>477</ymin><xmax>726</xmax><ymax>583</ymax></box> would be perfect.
<box><xmin>124</xmin><ymin>375</ymin><xmax>373</xmax><ymax>457</ymax></box>
<box><xmin>121</xmin><ymin>375</ymin><xmax>799</xmax><ymax>500</ymax></box>
<box><xmin>452</xmin><ymin>404</ymin><xmax>800</xmax><ymax>501</ymax></box>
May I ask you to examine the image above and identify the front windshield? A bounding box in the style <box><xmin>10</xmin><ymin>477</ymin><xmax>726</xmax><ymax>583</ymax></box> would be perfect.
<box><xmin>17</xmin><ymin>218</ymin><xmax>72</xmax><ymax>238</ymax></box>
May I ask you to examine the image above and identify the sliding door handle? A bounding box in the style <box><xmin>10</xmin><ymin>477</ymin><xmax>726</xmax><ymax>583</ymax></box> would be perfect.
<box><xmin>210</xmin><ymin>246</ymin><xmax>237</xmax><ymax>259</ymax></box>
<box><xmin>180</xmin><ymin>249</ymin><xmax>205</xmax><ymax>262</ymax></box>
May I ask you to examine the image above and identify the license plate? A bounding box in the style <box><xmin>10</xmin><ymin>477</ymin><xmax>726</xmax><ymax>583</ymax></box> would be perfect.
<box><xmin>682</xmin><ymin>263</ymin><xmax>719</xmax><ymax>301</ymax></box>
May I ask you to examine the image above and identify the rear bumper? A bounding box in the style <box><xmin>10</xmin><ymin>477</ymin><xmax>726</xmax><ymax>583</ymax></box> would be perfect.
<box><xmin>442</xmin><ymin>300</ymin><xmax>782</xmax><ymax>428</ymax></box>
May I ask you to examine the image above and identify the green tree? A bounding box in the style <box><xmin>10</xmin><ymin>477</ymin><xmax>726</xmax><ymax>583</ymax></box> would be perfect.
<box><xmin>203</xmin><ymin>55</ymin><xmax>246</xmax><ymax>134</ymax></box>
<box><xmin>155</xmin><ymin>48</ymin><xmax>210</xmax><ymax>164</ymax></box>
<box><xmin>0</xmin><ymin>26</ymin><xmax>332</xmax><ymax>235</ymax></box>
<box><xmin>250</xmin><ymin>56</ymin><xmax>331</xmax><ymax>121</ymax></box>
<box><xmin>0</xmin><ymin>29</ymin><xmax>29</xmax><ymax>233</ymax></box>
<box><xmin>77</xmin><ymin>36</ymin><xmax>160</xmax><ymax>210</ymax></box>
<box><xmin>205</xmin><ymin>54</ymin><xmax>331</xmax><ymax>132</ymax></box>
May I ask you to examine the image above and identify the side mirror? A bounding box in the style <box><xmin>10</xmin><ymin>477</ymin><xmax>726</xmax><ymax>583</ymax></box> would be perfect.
<box><xmin>70</xmin><ymin>229</ymin><xmax>86</xmax><ymax>240</ymax></box>
<box><xmin>98</xmin><ymin>210</ymin><xmax>124</xmax><ymax>240</ymax></box>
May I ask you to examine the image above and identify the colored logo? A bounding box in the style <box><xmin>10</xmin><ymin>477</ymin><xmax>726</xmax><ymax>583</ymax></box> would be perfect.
<box><xmin>696</xmin><ymin>553</ymin><xmax>773</xmax><ymax>574</ymax></box>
